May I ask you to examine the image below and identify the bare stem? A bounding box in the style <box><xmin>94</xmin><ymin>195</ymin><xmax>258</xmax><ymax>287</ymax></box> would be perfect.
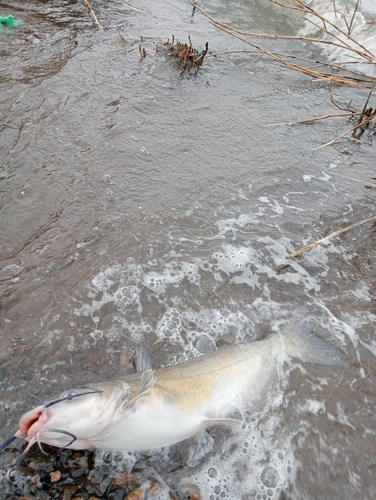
<box><xmin>287</xmin><ymin>215</ymin><xmax>376</xmax><ymax>259</ymax></box>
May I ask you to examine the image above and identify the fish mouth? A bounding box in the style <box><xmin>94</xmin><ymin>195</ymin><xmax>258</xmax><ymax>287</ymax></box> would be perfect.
<box><xmin>15</xmin><ymin>405</ymin><xmax>48</xmax><ymax>440</ymax></box>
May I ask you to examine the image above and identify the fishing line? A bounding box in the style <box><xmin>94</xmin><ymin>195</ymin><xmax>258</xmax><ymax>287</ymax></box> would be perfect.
<box><xmin>26</xmin><ymin>394</ymin><xmax>44</xmax><ymax>407</ymax></box>
<box><xmin>49</xmin><ymin>429</ymin><xmax>77</xmax><ymax>447</ymax></box>
<box><xmin>0</xmin><ymin>435</ymin><xmax>18</xmax><ymax>452</ymax></box>
<box><xmin>44</xmin><ymin>386</ymin><xmax>103</xmax><ymax>408</ymax></box>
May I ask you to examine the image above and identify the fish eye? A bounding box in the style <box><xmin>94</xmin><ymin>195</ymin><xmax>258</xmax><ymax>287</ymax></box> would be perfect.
<box><xmin>61</xmin><ymin>389</ymin><xmax>77</xmax><ymax>399</ymax></box>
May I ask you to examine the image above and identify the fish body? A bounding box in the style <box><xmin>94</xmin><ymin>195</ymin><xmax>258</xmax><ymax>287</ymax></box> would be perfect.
<box><xmin>2</xmin><ymin>324</ymin><xmax>347</xmax><ymax>458</ymax></box>
<box><xmin>93</xmin><ymin>339</ymin><xmax>277</xmax><ymax>451</ymax></box>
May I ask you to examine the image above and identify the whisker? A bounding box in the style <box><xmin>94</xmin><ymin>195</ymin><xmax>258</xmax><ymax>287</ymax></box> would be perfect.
<box><xmin>36</xmin><ymin>432</ymin><xmax>49</xmax><ymax>456</ymax></box>
<box><xmin>16</xmin><ymin>437</ymin><xmax>37</xmax><ymax>472</ymax></box>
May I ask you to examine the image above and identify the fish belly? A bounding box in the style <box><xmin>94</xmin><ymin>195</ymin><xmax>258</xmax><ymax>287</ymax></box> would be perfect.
<box><xmin>90</xmin><ymin>401</ymin><xmax>205</xmax><ymax>451</ymax></box>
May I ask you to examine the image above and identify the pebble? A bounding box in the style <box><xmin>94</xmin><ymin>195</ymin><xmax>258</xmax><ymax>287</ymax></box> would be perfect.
<box><xmin>61</xmin><ymin>484</ymin><xmax>78</xmax><ymax>500</ymax></box>
<box><xmin>126</xmin><ymin>489</ymin><xmax>144</xmax><ymax>500</ymax></box>
<box><xmin>50</xmin><ymin>470</ymin><xmax>62</xmax><ymax>483</ymax></box>
<box><xmin>149</xmin><ymin>482</ymin><xmax>162</xmax><ymax>497</ymax></box>
<box><xmin>112</xmin><ymin>471</ymin><xmax>137</xmax><ymax>489</ymax></box>
<box><xmin>0</xmin><ymin>443</ymin><xmax>201</xmax><ymax>499</ymax></box>
<box><xmin>184</xmin><ymin>483</ymin><xmax>201</xmax><ymax>500</ymax></box>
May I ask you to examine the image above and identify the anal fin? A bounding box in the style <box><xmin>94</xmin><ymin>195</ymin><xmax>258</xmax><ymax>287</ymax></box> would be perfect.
<box><xmin>188</xmin><ymin>430</ymin><xmax>214</xmax><ymax>467</ymax></box>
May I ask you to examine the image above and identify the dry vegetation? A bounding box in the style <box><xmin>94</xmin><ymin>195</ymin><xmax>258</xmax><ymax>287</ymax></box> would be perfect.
<box><xmin>188</xmin><ymin>0</ymin><xmax>376</xmax><ymax>149</ymax></box>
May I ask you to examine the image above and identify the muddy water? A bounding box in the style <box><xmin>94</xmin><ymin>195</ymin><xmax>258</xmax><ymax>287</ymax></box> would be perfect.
<box><xmin>0</xmin><ymin>0</ymin><xmax>375</xmax><ymax>499</ymax></box>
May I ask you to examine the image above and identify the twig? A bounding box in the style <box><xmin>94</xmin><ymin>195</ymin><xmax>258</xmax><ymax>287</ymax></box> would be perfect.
<box><xmin>84</xmin><ymin>0</ymin><xmax>103</xmax><ymax>29</ymax></box>
<box><xmin>286</xmin><ymin>215</ymin><xmax>376</xmax><ymax>259</ymax></box>
<box><xmin>348</xmin><ymin>0</ymin><xmax>361</xmax><ymax>35</ymax></box>
<box><xmin>188</xmin><ymin>1</ymin><xmax>374</xmax><ymax>87</ymax></box>
<box><xmin>313</xmin><ymin>112</ymin><xmax>376</xmax><ymax>150</ymax></box>
<box><xmin>329</xmin><ymin>81</ymin><xmax>354</xmax><ymax>112</ymax></box>
<box><xmin>356</xmin><ymin>81</ymin><xmax>376</xmax><ymax>127</ymax></box>
<box><xmin>263</xmin><ymin>112</ymin><xmax>358</xmax><ymax>127</ymax></box>
<box><xmin>194</xmin><ymin>41</ymin><xmax>209</xmax><ymax>73</ymax></box>
<box><xmin>117</xmin><ymin>0</ymin><xmax>144</xmax><ymax>13</ymax></box>
<box><xmin>327</xmin><ymin>171</ymin><xmax>376</xmax><ymax>187</ymax></box>
<box><xmin>118</xmin><ymin>32</ymin><xmax>127</xmax><ymax>45</ymax></box>
<box><xmin>312</xmin><ymin>122</ymin><xmax>360</xmax><ymax>150</ymax></box>
<box><xmin>332</xmin><ymin>0</ymin><xmax>337</xmax><ymax>19</ymax></box>
<box><xmin>294</xmin><ymin>0</ymin><xmax>375</xmax><ymax>61</ymax></box>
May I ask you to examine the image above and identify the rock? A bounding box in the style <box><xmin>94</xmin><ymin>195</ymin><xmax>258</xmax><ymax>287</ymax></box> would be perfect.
<box><xmin>112</xmin><ymin>472</ymin><xmax>137</xmax><ymax>489</ymax></box>
<box><xmin>184</xmin><ymin>483</ymin><xmax>201</xmax><ymax>500</ymax></box>
<box><xmin>107</xmin><ymin>490</ymin><xmax>126</xmax><ymax>500</ymax></box>
<box><xmin>149</xmin><ymin>482</ymin><xmax>162</xmax><ymax>497</ymax></box>
<box><xmin>50</xmin><ymin>470</ymin><xmax>62</xmax><ymax>483</ymax></box>
<box><xmin>126</xmin><ymin>489</ymin><xmax>144</xmax><ymax>500</ymax></box>
<box><xmin>61</xmin><ymin>484</ymin><xmax>78</xmax><ymax>500</ymax></box>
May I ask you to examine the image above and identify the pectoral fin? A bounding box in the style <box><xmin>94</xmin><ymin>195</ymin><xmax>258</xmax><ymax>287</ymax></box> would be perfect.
<box><xmin>205</xmin><ymin>416</ymin><xmax>243</xmax><ymax>428</ymax></box>
<box><xmin>121</xmin><ymin>368</ymin><xmax>156</xmax><ymax>412</ymax></box>
<box><xmin>136</xmin><ymin>345</ymin><xmax>152</xmax><ymax>373</ymax></box>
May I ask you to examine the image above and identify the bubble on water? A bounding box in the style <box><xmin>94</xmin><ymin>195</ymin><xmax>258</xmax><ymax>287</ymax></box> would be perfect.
<box><xmin>90</xmin><ymin>330</ymin><xmax>103</xmax><ymax>341</ymax></box>
<box><xmin>117</xmin><ymin>300</ymin><xmax>125</xmax><ymax>310</ymax></box>
<box><xmin>102</xmin><ymin>173</ymin><xmax>113</xmax><ymax>184</ymax></box>
<box><xmin>208</xmin><ymin>468</ymin><xmax>218</xmax><ymax>478</ymax></box>
<box><xmin>113</xmin><ymin>451</ymin><xmax>124</xmax><ymax>462</ymax></box>
<box><xmin>103</xmin><ymin>452</ymin><xmax>112</xmax><ymax>463</ymax></box>
<box><xmin>195</xmin><ymin>334</ymin><xmax>216</xmax><ymax>354</ymax></box>
<box><xmin>261</xmin><ymin>467</ymin><xmax>279</xmax><ymax>488</ymax></box>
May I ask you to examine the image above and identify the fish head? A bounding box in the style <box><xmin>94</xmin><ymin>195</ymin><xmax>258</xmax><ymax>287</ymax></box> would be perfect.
<box><xmin>15</xmin><ymin>382</ymin><xmax>129</xmax><ymax>450</ymax></box>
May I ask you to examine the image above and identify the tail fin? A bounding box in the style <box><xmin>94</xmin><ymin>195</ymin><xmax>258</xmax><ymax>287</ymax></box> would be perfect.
<box><xmin>282</xmin><ymin>321</ymin><xmax>348</xmax><ymax>368</ymax></box>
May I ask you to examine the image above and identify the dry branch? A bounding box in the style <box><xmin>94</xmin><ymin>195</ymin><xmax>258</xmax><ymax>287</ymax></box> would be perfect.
<box><xmin>287</xmin><ymin>215</ymin><xmax>376</xmax><ymax>259</ymax></box>
<box><xmin>188</xmin><ymin>0</ymin><xmax>376</xmax><ymax>146</ymax></box>
<box><xmin>188</xmin><ymin>0</ymin><xmax>375</xmax><ymax>87</ymax></box>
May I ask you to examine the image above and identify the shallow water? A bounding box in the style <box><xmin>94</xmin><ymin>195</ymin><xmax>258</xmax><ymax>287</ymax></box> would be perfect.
<box><xmin>0</xmin><ymin>0</ymin><xmax>375</xmax><ymax>499</ymax></box>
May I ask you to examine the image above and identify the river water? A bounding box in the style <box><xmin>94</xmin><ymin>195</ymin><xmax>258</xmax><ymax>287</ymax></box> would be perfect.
<box><xmin>0</xmin><ymin>1</ymin><xmax>375</xmax><ymax>499</ymax></box>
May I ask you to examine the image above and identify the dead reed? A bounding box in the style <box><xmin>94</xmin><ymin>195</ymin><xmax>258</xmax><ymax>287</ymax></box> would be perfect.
<box><xmin>189</xmin><ymin>0</ymin><xmax>376</xmax><ymax>147</ymax></box>
<box><xmin>163</xmin><ymin>35</ymin><xmax>209</xmax><ymax>75</ymax></box>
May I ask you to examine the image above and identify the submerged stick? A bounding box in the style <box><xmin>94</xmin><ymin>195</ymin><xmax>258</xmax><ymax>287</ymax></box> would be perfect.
<box><xmin>118</xmin><ymin>1</ymin><xmax>144</xmax><ymax>13</ymax></box>
<box><xmin>328</xmin><ymin>172</ymin><xmax>376</xmax><ymax>187</ymax></box>
<box><xmin>263</xmin><ymin>112</ymin><xmax>358</xmax><ymax>127</ymax></box>
<box><xmin>356</xmin><ymin>81</ymin><xmax>376</xmax><ymax>128</ymax></box>
<box><xmin>313</xmin><ymin>112</ymin><xmax>375</xmax><ymax>150</ymax></box>
<box><xmin>287</xmin><ymin>215</ymin><xmax>376</xmax><ymax>259</ymax></box>
<box><xmin>84</xmin><ymin>0</ymin><xmax>103</xmax><ymax>29</ymax></box>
